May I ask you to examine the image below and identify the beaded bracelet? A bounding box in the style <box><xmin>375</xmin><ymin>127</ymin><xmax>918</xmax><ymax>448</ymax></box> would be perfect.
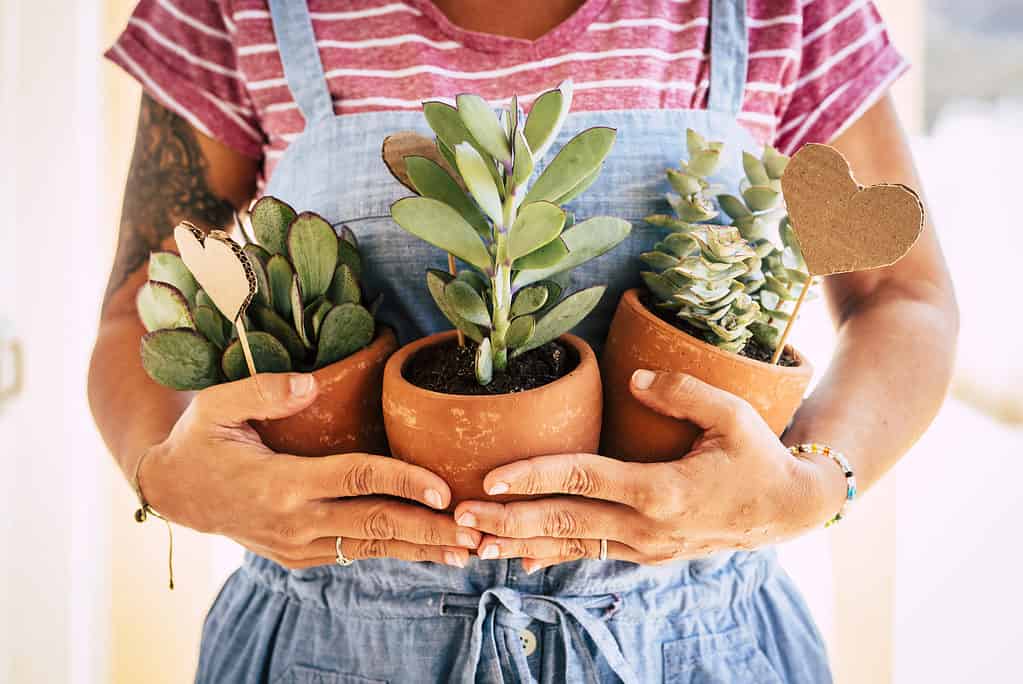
<box><xmin>788</xmin><ymin>443</ymin><xmax>856</xmax><ymax>528</ymax></box>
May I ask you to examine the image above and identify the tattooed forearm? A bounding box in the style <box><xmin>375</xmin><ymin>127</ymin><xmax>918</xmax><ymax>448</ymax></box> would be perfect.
<box><xmin>103</xmin><ymin>94</ymin><xmax>236</xmax><ymax>309</ymax></box>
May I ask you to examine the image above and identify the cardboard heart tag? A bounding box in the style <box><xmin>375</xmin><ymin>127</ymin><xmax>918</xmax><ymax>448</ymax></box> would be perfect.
<box><xmin>174</xmin><ymin>223</ymin><xmax>257</xmax><ymax>322</ymax></box>
<box><xmin>382</xmin><ymin>131</ymin><xmax>465</xmax><ymax>193</ymax></box>
<box><xmin>781</xmin><ymin>144</ymin><xmax>924</xmax><ymax>276</ymax></box>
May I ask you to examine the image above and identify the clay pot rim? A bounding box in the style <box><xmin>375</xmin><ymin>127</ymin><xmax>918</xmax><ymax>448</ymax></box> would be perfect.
<box><xmin>621</xmin><ymin>288</ymin><xmax>812</xmax><ymax>376</ymax></box>
<box><xmin>305</xmin><ymin>325</ymin><xmax>397</xmax><ymax>380</ymax></box>
<box><xmin>384</xmin><ymin>330</ymin><xmax>598</xmax><ymax>403</ymax></box>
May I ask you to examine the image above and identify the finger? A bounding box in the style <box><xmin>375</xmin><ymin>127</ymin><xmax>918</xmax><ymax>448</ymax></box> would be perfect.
<box><xmin>483</xmin><ymin>452</ymin><xmax>655</xmax><ymax>508</ymax></box>
<box><xmin>312</xmin><ymin>497</ymin><xmax>482</xmax><ymax>549</ymax></box>
<box><xmin>630</xmin><ymin>370</ymin><xmax>749</xmax><ymax>431</ymax></box>
<box><xmin>453</xmin><ymin>498</ymin><xmax>641</xmax><ymax>542</ymax></box>
<box><xmin>196</xmin><ymin>372</ymin><xmax>319</xmax><ymax>425</ymax></box>
<box><xmin>325</xmin><ymin>537</ymin><xmax>471</xmax><ymax>568</ymax></box>
<box><xmin>520</xmin><ymin>541</ymin><xmax>643</xmax><ymax>573</ymax></box>
<box><xmin>476</xmin><ymin>535</ymin><xmax>599</xmax><ymax>561</ymax></box>
<box><xmin>301</xmin><ymin>453</ymin><xmax>452</xmax><ymax>509</ymax></box>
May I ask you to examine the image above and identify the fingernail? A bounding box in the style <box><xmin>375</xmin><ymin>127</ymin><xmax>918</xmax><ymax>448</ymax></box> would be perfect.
<box><xmin>424</xmin><ymin>489</ymin><xmax>444</xmax><ymax>509</ymax></box>
<box><xmin>487</xmin><ymin>482</ymin><xmax>510</xmax><ymax>496</ymax></box>
<box><xmin>290</xmin><ymin>374</ymin><xmax>315</xmax><ymax>396</ymax></box>
<box><xmin>632</xmin><ymin>369</ymin><xmax>655</xmax><ymax>390</ymax></box>
<box><xmin>444</xmin><ymin>551</ymin><xmax>465</xmax><ymax>568</ymax></box>
<box><xmin>479</xmin><ymin>544</ymin><xmax>499</xmax><ymax>560</ymax></box>
<box><xmin>457</xmin><ymin>512</ymin><xmax>477</xmax><ymax>527</ymax></box>
<box><xmin>456</xmin><ymin>530</ymin><xmax>478</xmax><ymax>548</ymax></box>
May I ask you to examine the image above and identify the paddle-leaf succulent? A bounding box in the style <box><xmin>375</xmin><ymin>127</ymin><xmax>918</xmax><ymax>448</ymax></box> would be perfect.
<box><xmin>390</xmin><ymin>81</ymin><xmax>632</xmax><ymax>385</ymax></box>
<box><xmin>137</xmin><ymin>197</ymin><xmax>377</xmax><ymax>390</ymax></box>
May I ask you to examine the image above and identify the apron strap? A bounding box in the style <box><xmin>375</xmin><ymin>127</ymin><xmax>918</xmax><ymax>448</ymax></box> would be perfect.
<box><xmin>708</xmin><ymin>0</ymin><xmax>749</xmax><ymax>116</ymax></box>
<box><xmin>268</xmin><ymin>0</ymin><xmax>334</xmax><ymax>123</ymax></box>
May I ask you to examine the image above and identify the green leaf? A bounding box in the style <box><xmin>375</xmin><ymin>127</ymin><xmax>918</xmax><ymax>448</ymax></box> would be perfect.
<box><xmin>523</xmin><ymin>127</ymin><xmax>616</xmax><ymax>205</ymax></box>
<box><xmin>250</xmin><ymin>304</ymin><xmax>306</xmax><ymax>362</ymax></box>
<box><xmin>507</xmin><ymin>201</ymin><xmax>565</xmax><ymax>261</ymax></box>
<box><xmin>686</xmin><ymin>128</ymin><xmax>708</xmax><ymax>156</ymax></box>
<box><xmin>137</xmin><ymin>281</ymin><xmax>195</xmax><ymax>332</ymax></box>
<box><xmin>193</xmin><ymin>305</ymin><xmax>230</xmax><ymax>349</ymax></box>
<box><xmin>505</xmin><ymin>314</ymin><xmax>535</xmax><ymax>349</ymax></box>
<box><xmin>328</xmin><ymin>264</ymin><xmax>361</xmax><ymax>305</ymax></box>
<box><xmin>718</xmin><ymin>194</ymin><xmax>752</xmax><ymax>220</ymax></box>
<box><xmin>250</xmin><ymin>196</ymin><xmax>296</xmax><ymax>255</ymax></box>
<box><xmin>743</xmin><ymin>152</ymin><xmax>770</xmax><ymax>186</ymax></box>
<box><xmin>148</xmin><ymin>252</ymin><xmax>199</xmax><ymax>306</ymax></box>
<box><xmin>510</xmin><ymin>284</ymin><xmax>549</xmax><ymax>317</ymax></box>
<box><xmin>445</xmin><ymin>280</ymin><xmax>491</xmax><ymax>326</ymax></box>
<box><xmin>645</xmin><ymin>214</ymin><xmax>699</xmax><ymax>232</ymax></box>
<box><xmin>266</xmin><ymin>254</ymin><xmax>295</xmax><ymax>320</ymax></box>
<box><xmin>762</xmin><ymin>145</ymin><xmax>789</xmax><ymax>179</ymax></box>
<box><xmin>244</xmin><ymin>244</ymin><xmax>273</xmax><ymax>309</ymax></box>
<box><xmin>426</xmin><ymin>269</ymin><xmax>483</xmax><ymax>342</ymax></box>
<box><xmin>457</xmin><ymin>94</ymin><xmax>512</xmax><ymax>163</ymax></box>
<box><xmin>639</xmin><ymin>251</ymin><xmax>679</xmax><ymax>271</ymax></box>
<box><xmin>315</xmin><ymin>303</ymin><xmax>375</xmax><ymax>368</ymax></box>
<box><xmin>513</xmin><ymin>216</ymin><xmax>631</xmax><ymax>287</ymax></box>
<box><xmin>523</xmin><ymin>81</ymin><xmax>572</xmax><ymax>160</ymax></box>
<box><xmin>512</xmin><ymin>237</ymin><xmax>568</xmax><ymax>271</ymax></box>
<box><xmin>514</xmin><ymin>286</ymin><xmax>604</xmax><ymax>355</ymax></box>
<box><xmin>195</xmin><ymin>289</ymin><xmax>214</xmax><ymax>311</ymax></box>
<box><xmin>222</xmin><ymin>331</ymin><xmax>292</xmax><ymax>381</ymax></box>
<box><xmin>475</xmin><ymin>337</ymin><xmax>493</xmax><ymax>385</ymax></box>
<box><xmin>553</xmin><ymin>165</ymin><xmax>602</xmax><ymax>206</ymax></box>
<box><xmin>305</xmin><ymin>297</ymin><xmax>333</xmax><ymax>341</ymax></box>
<box><xmin>290</xmin><ymin>274</ymin><xmax>312</xmax><ymax>348</ymax></box>
<box><xmin>641</xmin><ymin>272</ymin><xmax>678</xmax><ymax>302</ymax></box>
<box><xmin>339</xmin><ymin>224</ymin><xmax>359</xmax><ymax>249</ymax></box>
<box><xmin>686</xmin><ymin>149</ymin><xmax>721</xmax><ymax>177</ymax></box>
<box><xmin>454</xmin><ymin>143</ymin><xmax>503</xmax><ymax>226</ymax></box>
<box><xmin>742</xmin><ymin>186</ymin><xmax>781</xmax><ymax>213</ymax></box>
<box><xmin>337</xmin><ymin>238</ymin><xmax>363</xmax><ymax>279</ymax></box>
<box><xmin>287</xmin><ymin>212</ymin><xmax>339</xmax><ymax>302</ymax></box>
<box><xmin>511</xmin><ymin>127</ymin><xmax>534</xmax><ymax>189</ymax></box>
<box><xmin>405</xmin><ymin>155</ymin><xmax>490</xmax><ymax>237</ymax></box>
<box><xmin>424</xmin><ymin>101</ymin><xmax>503</xmax><ymax>192</ymax></box>
<box><xmin>390</xmin><ymin>197</ymin><xmax>492</xmax><ymax>270</ymax></box>
<box><xmin>141</xmin><ymin>328</ymin><xmax>221</xmax><ymax>390</ymax></box>
<box><xmin>456</xmin><ymin>269</ymin><xmax>489</xmax><ymax>294</ymax></box>
<box><xmin>667</xmin><ymin>169</ymin><xmax>702</xmax><ymax>197</ymax></box>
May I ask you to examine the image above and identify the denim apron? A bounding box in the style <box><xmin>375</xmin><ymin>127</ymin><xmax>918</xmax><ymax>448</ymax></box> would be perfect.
<box><xmin>195</xmin><ymin>1</ymin><xmax>833</xmax><ymax>682</ymax></box>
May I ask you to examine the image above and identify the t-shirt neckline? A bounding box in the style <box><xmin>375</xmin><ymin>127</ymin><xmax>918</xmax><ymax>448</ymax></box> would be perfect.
<box><xmin>403</xmin><ymin>0</ymin><xmax>613</xmax><ymax>57</ymax></box>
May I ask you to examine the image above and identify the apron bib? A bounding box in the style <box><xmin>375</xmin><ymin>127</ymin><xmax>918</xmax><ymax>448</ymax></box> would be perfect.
<box><xmin>196</xmin><ymin>2</ymin><xmax>831</xmax><ymax>682</ymax></box>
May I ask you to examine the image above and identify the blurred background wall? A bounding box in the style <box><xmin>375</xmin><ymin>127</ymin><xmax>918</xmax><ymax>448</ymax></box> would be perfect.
<box><xmin>1</xmin><ymin>1</ymin><xmax>1020</xmax><ymax>682</ymax></box>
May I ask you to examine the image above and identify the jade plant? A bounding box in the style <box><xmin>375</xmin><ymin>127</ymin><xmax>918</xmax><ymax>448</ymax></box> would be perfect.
<box><xmin>642</xmin><ymin>129</ymin><xmax>811</xmax><ymax>354</ymax></box>
<box><xmin>138</xmin><ymin>197</ymin><xmax>376</xmax><ymax>390</ymax></box>
<box><xmin>389</xmin><ymin>81</ymin><xmax>631</xmax><ymax>384</ymax></box>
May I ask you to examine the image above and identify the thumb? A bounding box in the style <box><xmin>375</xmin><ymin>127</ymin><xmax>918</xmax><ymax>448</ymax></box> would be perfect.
<box><xmin>195</xmin><ymin>373</ymin><xmax>319</xmax><ymax>425</ymax></box>
<box><xmin>629</xmin><ymin>369</ymin><xmax>743</xmax><ymax>431</ymax></box>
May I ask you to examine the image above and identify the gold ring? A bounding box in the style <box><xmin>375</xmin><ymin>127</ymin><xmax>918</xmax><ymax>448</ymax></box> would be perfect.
<box><xmin>335</xmin><ymin>536</ymin><xmax>354</xmax><ymax>566</ymax></box>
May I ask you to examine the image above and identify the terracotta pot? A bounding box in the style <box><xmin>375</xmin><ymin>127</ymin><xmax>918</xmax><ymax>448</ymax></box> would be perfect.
<box><xmin>600</xmin><ymin>289</ymin><xmax>813</xmax><ymax>462</ymax></box>
<box><xmin>254</xmin><ymin>327</ymin><xmax>398</xmax><ymax>456</ymax></box>
<box><xmin>382</xmin><ymin>331</ymin><xmax>602</xmax><ymax>507</ymax></box>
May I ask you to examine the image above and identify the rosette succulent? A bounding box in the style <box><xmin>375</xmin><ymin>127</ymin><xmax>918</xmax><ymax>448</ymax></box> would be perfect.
<box><xmin>389</xmin><ymin>81</ymin><xmax>632</xmax><ymax>385</ymax></box>
<box><xmin>137</xmin><ymin>196</ymin><xmax>376</xmax><ymax>390</ymax></box>
<box><xmin>642</xmin><ymin>129</ymin><xmax>811</xmax><ymax>354</ymax></box>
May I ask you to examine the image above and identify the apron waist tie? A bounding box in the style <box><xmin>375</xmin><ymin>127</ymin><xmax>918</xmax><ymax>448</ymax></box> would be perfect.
<box><xmin>447</xmin><ymin>587</ymin><xmax>638</xmax><ymax>684</ymax></box>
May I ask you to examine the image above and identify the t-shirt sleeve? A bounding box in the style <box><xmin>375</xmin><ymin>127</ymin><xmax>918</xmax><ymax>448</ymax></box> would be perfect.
<box><xmin>773</xmin><ymin>0</ymin><xmax>909</xmax><ymax>155</ymax></box>
<box><xmin>105</xmin><ymin>0</ymin><xmax>264</xmax><ymax>159</ymax></box>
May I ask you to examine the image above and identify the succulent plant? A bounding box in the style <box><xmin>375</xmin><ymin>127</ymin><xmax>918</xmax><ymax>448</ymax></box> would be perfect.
<box><xmin>641</xmin><ymin>130</ymin><xmax>811</xmax><ymax>355</ymax></box>
<box><xmin>390</xmin><ymin>81</ymin><xmax>632</xmax><ymax>385</ymax></box>
<box><xmin>137</xmin><ymin>197</ymin><xmax>377</xmax><ymax>390</ymax></box>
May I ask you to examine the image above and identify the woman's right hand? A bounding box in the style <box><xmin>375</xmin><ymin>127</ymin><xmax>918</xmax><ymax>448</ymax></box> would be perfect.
<box><xmin>138</xmin><ymin>372</ymin><xmax>480</xmax><ymax>568</ymax></box>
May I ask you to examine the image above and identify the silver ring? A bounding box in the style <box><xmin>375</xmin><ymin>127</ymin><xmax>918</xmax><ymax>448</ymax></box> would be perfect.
<box><xmin>598</xmin><ymin>538</ymin><xmax>608</xmax><ymax>561</ymax></box>
<box><xmin>335</xmin><ymin>536</ymin><xmax>354</xmax><ymax>566</ymax></box>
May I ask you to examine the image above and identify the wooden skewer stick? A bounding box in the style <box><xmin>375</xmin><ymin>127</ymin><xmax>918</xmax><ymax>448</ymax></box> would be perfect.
<box><xmin>235</xmin><ymin>318</ymin><xmax>258</xmax><ymax>377</ymax></box>
<box><xmin>770</xmin><ymin>278</ymin><xmax>811</xmax><ymax>365</ymax></box>
<box><xmin>447</xmin><ymin>253</ymin><xmax>465</xmax><ymax>348</ymax></box>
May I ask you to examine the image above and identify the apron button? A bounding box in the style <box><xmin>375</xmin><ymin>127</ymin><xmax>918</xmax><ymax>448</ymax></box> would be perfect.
<box><xmin>519</xmin><ymin>628</ymin><xmax>538</xmax><ymax>656</ymax></box>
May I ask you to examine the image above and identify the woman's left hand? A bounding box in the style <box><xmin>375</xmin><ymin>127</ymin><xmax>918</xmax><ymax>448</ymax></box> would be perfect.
<box><xmin>454</xmin><ymin>370</ymin><xmax>848</xmax><ymax>573</ymax></box>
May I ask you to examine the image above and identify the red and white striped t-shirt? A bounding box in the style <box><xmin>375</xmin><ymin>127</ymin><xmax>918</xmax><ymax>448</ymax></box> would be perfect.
<box><xmin>107</xmin><ymin>0</ymin><xmax>907</xmax><ymax>180</ymax></box>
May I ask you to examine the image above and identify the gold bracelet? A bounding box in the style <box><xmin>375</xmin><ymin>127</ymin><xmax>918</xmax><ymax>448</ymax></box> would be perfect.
<box><xmin>133</xmin><ymin>448</ymin><xmax>175</xmax><ymax>590</ymax></box>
